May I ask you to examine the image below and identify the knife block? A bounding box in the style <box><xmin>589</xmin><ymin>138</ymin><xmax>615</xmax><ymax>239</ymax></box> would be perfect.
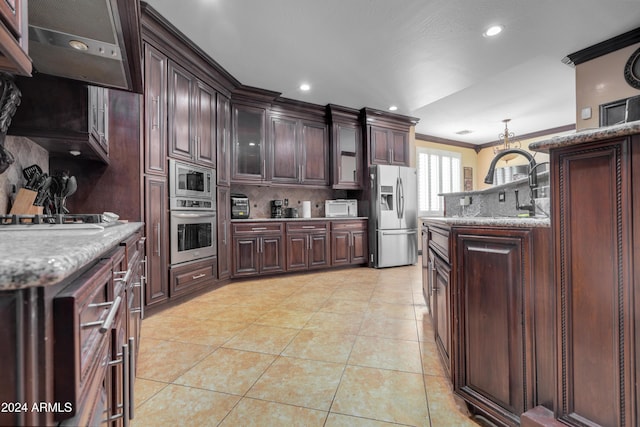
<box><xmin>9</xmin><ymin>189</ymin><xmax>43</xmax><ymax>215</ymax></box>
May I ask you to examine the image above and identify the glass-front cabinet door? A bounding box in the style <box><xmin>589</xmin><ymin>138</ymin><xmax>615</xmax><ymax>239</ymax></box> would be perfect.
<box><xmin>333</xmin><ymin>123</ymin><xmax>361</xmax><ymax>189</ymax></box>
<box><xmin>232</xmin><ymin>104</ymin><xmax>266</xmax><ymax>182</ymax></box>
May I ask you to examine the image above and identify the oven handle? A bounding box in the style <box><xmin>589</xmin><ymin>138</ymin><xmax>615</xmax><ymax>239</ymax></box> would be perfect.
<box><xmin>171</xmin><ymin>212</ymin><xmax>216</xmax><ymax>219</ymax></box>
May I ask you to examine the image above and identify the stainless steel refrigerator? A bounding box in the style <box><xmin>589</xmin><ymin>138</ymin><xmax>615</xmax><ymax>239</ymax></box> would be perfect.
<box><xmin>369</xmin><ymin>164</ymin><xmax>418</xmax><ymax>268</ymax></box>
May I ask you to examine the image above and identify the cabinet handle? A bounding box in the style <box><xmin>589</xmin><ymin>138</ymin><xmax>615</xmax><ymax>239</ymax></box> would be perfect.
<box><xmin>82</xmin><ymin>296</ymin><xmax>121</xmax><ymax>332</ymax></box>
<box><xmin>141</xmin><ymin>256</ymin><xmax>147</xmax><ymax>319</ymax></box>
<box><xmin>103</xmin><ymin>343</ymin><xmax>129</xmax><ymax>425</ymax></box>
<box><xmin>154</xmin><ymin>223</ymin><xmax>161</xmax><ymax>256</ymax></box>
<box><xmin>302</xmin><ymin>226</ymin><xmax>315</xmax><ymax>229</ymax></box>
<box><xmin>223</xmin><ymin>221</ymin><xmax>228</xmax><ymax>245</ymax></box>
<box><xmin>128</xmin><ymin>337</ymin><xmax>135</xmax><ymax>421</ymax></box>
<box><xmin>152</xmin><ymin>96</ymin><xmax>159</xmax><ymax>129</ymax></box>
<box><xmin>114</xmin><ymin>269</ymin><xmax>132</xmax><ymax>285</ymax></box>
<box><xmin>252</xmin><ymin>227</ymin><xmax>267</xmax><ymax>231</ymax></box>
<box><xmin>192</xmin><ymin>273</ymin><xmax>206</xmax><ymax>280</ymax></box>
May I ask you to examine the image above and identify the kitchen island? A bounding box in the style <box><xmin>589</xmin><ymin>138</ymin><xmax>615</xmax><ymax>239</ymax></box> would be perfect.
<box><xmin>421</xmin><ymin>216</ymin><xmax>553</xmax><ymax>427</ymax></box>
<box><xmin>0</xmin><ymin>222</ymin><xmax>144</xmax><ymax>427</ymax></box>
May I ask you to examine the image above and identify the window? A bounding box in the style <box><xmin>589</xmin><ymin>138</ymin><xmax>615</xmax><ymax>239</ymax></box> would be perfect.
<box><xmin>417</xmin><ymin>147</ymin><xmax>461</xmax><ymax>216</ymax></box>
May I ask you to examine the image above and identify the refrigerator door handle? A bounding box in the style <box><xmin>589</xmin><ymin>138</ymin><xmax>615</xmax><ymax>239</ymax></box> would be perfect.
<box><xmin>396</xmin><ymin>177</ymin><xmax>401</xmax><ymax>219</ymax></box>
<box><xmin>399</xmin><ymin>177</ymin><xmax>405</xmax><ymax>219</ymax></box>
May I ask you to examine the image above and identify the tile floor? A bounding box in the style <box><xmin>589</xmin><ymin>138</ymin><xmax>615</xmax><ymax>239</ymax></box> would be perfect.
<box><xmin>132</xmin><ymin>261</ymin><xmax>478</xmax><ymax>427</ymax></box>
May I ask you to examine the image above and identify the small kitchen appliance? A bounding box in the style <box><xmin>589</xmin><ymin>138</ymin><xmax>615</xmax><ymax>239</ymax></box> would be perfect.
<box><xmin>325</xmin><ymin>199</ymin><xmax>358</xmax><ymax>218</ymax></box>
<box><xmin>284</xmin><ymin>207</ymin><xmax>298</xmax><ymax>218</ymax></box>
<box><xmin>271</xmin><ymin>200</ymin><xmax>284</xmax><ymax>218</ymax></box>
<box><xmin>231</xmin><ymin>193</ymin><xmax>250</xmax><ymax>219</ymax></box>
<box><xmin>169</xmin><ymin>159</ymin><xmax>214</xmax><ymax>200</ymax></box>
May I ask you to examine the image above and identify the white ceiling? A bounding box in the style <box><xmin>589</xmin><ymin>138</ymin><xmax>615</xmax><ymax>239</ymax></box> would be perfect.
<box><xmin>144</xmin><ymin>0</ymin><xmax>640</xmax><ymax>145</ymax></box>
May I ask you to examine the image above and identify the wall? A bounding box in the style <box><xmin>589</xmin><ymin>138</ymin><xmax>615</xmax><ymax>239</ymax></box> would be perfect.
<box><xmin>575</xmin><ymin>42</ymin><xmax>640</xmax><ymax>130</ymax></box>
<box><xmin>0</xmin><ymin>136</ymin><xmax>48</xmax><ymax>215</ymax></box>
<box><xmin>414</xmin><ymin>137</ymin><xmax>478</xmax><ymax>188</ymax></box>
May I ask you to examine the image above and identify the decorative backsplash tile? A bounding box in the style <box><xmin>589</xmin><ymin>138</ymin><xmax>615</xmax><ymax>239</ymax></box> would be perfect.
<box><xmin>0</xmin><ymin>136</ymin><xmax>48</xmax><ymax>215</ymax></box>
<box><xmin>231</xmin><ymin>184</ymin><xmax>347</xmax><ymax>219</ymax></box>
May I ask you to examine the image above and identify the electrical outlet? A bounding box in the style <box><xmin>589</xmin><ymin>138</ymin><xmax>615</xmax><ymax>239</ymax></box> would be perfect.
<box><xmin>499</xmin><ymin>191</ymin><xmax>506</xmax><ymax>202</ymax></box>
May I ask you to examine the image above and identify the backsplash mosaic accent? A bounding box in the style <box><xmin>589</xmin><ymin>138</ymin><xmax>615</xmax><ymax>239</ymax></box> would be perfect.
<box><xmin>0</xmin><ymin>136</ymin><xmax>48</xmax><ymax>215</ymax></box>
<box><xmin>231</xmin><ymin>184</ymin><xmax>348</xmax><ymax>219</ymax></box>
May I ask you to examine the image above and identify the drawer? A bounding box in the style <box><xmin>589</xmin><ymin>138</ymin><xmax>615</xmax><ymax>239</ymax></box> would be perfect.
<box><xmin>233</xmin><ymin>222</ymin><xmax>283</xmax><ymax>234</ymax></box>
<box><xmin>332</xmin><ymin>220</ymin><xmax>367</xmax><ymax>231</ymax></box>
<box><xmin>170</xmin><ymin>257</ymin><xmax>217</xmax><ymax>297</ymax></box>
<box><xmin>428</xmin><ymin>226</ymin><xmax>450</xmax><ymax>262</ymax></box>
<box><xmin>54</xmin><ymin>259</ymin><xmax>120</xmax><ymax>416</ymax></box>
<box><xmin>121</xmin><ymin>230</ymin><xmax>143</xmax><ymax>268</ymax></box>
<box><xmin>286</xmin><ymin>221</ymin><xmax>328</xmax><ymax>233</ymax></box>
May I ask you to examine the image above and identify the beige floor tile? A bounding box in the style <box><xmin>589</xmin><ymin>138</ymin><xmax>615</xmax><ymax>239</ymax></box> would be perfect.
<box><xmin>278</xmin><ymin>294</ymin><xmax>330</xmax><ymax>311</ymax></box>
<box><xmin>168</xmin><ymin>318</ymin><xmax>248</xmax><ymax>346</ymax></box>
<box><xmin>331</xmin><ymin>287</ymin><xmax>374</xmax><ymax>302</ymax></box>
<box><xmin>325</xmin><ymin>413</ymin><xmax>404</xmax><ymax>427</ymax></box>
<box><xmin>136</xmin><ymin>338</ymin><xmax>214</xmax><ymax>382</ymax></box>
<box><xmin>370</xmin><ymin>289</ymin><xmax>415</xmax><ymax>304</ymax></box>
<box><xmin>282</xmin><ymin>329</ymin><xmax>357</xmax><ymax>364</ymax></box>
<box><xmin>254</xmin><ymin>307</ymin><xmax>315</xmax><ymax>329</ymax></box>
<box><xmin>223</xmin><ymin>324</ymin><xmax>299</xmax><ymax>354</ymax></box>
<box><xmin>420</xmin><ymin>339</ymin><xmax>447</xmax><ymax>378</ymax></box>
<box><xmin>359</xmin><ymin>315</ymin><xmax>419</xmax><ymax>341</ymax></box>
<box><xmin>133</xmin><ymin>378</ymin><xmax>167</xmax><ymax>408</ymax></box>
<box><xmin>205</xmin><ymin>304</ymin><xmax>266</xmax><ymax>323</ymax></box>
<box><xmin>348</xmin><ymin>336</ymin><xmax>422</xmax><ymax>373</ymax></box>
<box><xmin>247</xmin><ymin>356</ymin><xmax>344</xmax><ymax>410</ymax></box>
<box><xmin>424</xmin><ymin>374</ymin><xmax>477</xmax><ymax>426</ymax></box>
<box><xmin>131</xmin><ymin>384</ymin><xmax>239</xmax><ymax>427</ymax></box>
<box><xmin>304</xmin><ymin>311</ymin><xmax>364</xmax><ymax>335</ymax></box>
<box><xmin>320</xmin><ymin>297</ymin><xmax>370</xmax><ymax>315</ymax></box>
<box><xmin>367</xmin><ymin>301</ymin><xmax>417</xmax><ymax>320</ymax></box>
<box><xmin>219</xmin><ymin>398</ymin><xmax>327</xmax><ymax>427</ymax></box>
<box><xmin>174</xmin><ymin>347</ymin><xmax>275</xmax><ymax>395</ymax></box>
<box><xmin>160</xmin><ymin>299</ymin><xmax>230</xmax><ymax>320</ymax></box>
<box><xmin>139</xmin><ymin>315</ymin><xmax>191</xmax><ymax>341</ymax></box>
<box><xmin>331</xmin><ymin>365</ymin><xmax>429</xmax><ymax>426</ymax></box>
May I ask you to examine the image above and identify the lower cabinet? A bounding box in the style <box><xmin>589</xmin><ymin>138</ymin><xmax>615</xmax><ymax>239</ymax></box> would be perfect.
<box><xmin>232</xmin><ymin>222</ymin><xmax>285</xmax><ymax>277</ymax></box>
<box><xmin>330</xmin><ymin>220</ymin><xmax>368</xmax><ymax>266</ymax></box>
<box><xmin>431</xmin><ymin>251</ymin><xmax>451</xmax><ymax>377</ymax></box>
<box><xmin>286</xmin><ymin>221</ymin><xmax>330</xmax><ymax>271</ymax></box>
<box><xmin>144</xmin><ymin>176</ymin><xmax>168</xmax><ymax>307</ymax></box>
<box><xmin>170</xmin><ymin>257</ymin><xmax>217</xmax><ymax>298</ymax></box>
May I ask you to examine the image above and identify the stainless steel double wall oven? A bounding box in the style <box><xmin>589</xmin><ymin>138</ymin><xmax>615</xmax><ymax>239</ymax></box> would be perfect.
<box><xmin>169</xmin><ymin>159</ymin><xmax>216</xmax><ymax>265</ymax></box>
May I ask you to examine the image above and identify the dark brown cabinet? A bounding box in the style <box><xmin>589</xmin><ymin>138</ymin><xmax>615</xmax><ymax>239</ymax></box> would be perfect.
<box><xmin>169</xmin><ymin>257</ymin><xmax>217</xmax><ymax>298</ymax></box>
<box><xmin>330</xmin><ymin>220</ymin><xmax>368</xmax><ymax>266</ymax></box>
<box><xmin>9</xmin><ymin>74</ymin><xmax>111</xmax><ymax>163</ymax></box>
<box><xmin>0</xmin><ymin>0</ymin><xmax>30</xmax><ymax>76</ymax></box>
<box><xmin>269</xmin><ymin>114</ymin><xmax>329</xmax><ymax>186</ymax></box>
<box><xmin>144</xmin><ymin>176</ymin><xmax>168</xmax><ymax>307</ymax></box>
<box><xmin>286</xmin><ymin>221</ymin><xmax>330</xmax><ymax>271</ymax></box>
<box><xmin>217</xmin><ymin>187</ymin><xmax>231</xmax><ymax>280</ymax></box>
<box><xmin>217</xmin><ymin>94</ymin><xmax>231</xmax><ymax>186</ymax></box>
<box><xmin>232</xmin><ymin>222</ymin><xmax>285</xmax><ymax>277</ymax></box>
<box><xmin>144</xmin><ymin>42</ymin><xmax>168</xmax><ymax>175</ymax></box>
<box><xmin>543</xmin><ymin>134</ymin><xmax>640</xmax><ymax>427</ymax></box>
<box><xmin>328</xmin><ymin>104</ymin><xmax>363</xmax><ymax>189</ymax></box>
<box><xmin>360</xmin><ymin>108</ymin><xmax>416</xmax><ymax>168</ymax></box>
<box><xmin>232</xmin><ymin>104</ymin><xmax>267</xmax><ymax>182</ymax></box>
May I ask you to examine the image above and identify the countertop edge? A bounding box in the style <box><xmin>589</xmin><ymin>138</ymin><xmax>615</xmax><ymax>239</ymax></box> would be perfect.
<box><xmin>422</xmin><ymin>216</ymin><xmax>550</xmax><ymax>228</ymax></box>
<box><xmin>0</xmin><ymin>222</ymin><xmax>144</xmax><ymax>291</ymax></box>
<box><xmin>529</xmin><ymin>121</ymin><xmax>640</xmax><ymax>152</ymax></box>
<box><xmin>231</xmin><ymin>217</ymin><xmax>368</xmax><ymax>222</ymax></box>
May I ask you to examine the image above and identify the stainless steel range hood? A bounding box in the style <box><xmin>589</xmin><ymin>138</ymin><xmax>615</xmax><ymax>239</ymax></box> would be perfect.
<box><xmin>27</xmin><ymin>0</ymin><xmax>143</xmax><ymax>93</ymax></box>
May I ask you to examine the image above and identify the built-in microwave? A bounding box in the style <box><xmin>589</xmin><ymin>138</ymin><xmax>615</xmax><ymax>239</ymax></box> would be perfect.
<box><xmin>169</xmin><ymin>159</ymin><xmax>215</xmax><ymax>200</ymax></box>
<box><xmin>325</xmin><ymin>199</ymin><xmax>358</xmax><ymax>218</ymax></box>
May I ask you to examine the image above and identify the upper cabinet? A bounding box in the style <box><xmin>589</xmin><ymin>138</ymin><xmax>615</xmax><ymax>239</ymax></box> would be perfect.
<box><xmin>9</xmin><ymin>73</ymin><xmax>111</xmax><ymax>163</ymax></box>
<box><xmin>328</xmin><ymin>104</ymin><xmax>362</xmax><ymax>189</ymax></box>
<box><xmin>216</xmin><ymin>94</ymin><xmax>231</xmax><ymax>186</ymax></box>
<box><xmin>270</xmin><ymin>108</ymin><xmax>329</xmax><ymax>187</ymax></box>
<box><xmin>231</xmin><ymin>103</ymin><xmax>267</xmax><ymax>183</ymax></box>
<box><xmin>143</xmin><ymin>42</ymin><xmax>167</xmax><ymax>175</ymax></box>
<box><xmin>361</xmin><ymin>108</ymin><xmax>418</xmax><ymax>167</ymax></box>
<box><xmin>0</xmin><ymin>0</ymin><xmax>30</xmax><ymax>76</ymax></box>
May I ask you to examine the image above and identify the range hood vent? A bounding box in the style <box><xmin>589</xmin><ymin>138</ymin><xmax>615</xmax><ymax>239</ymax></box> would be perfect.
<box><xmin>27</xmin><ymin>0</ymin><xmax>142</xmax><ymax>93</ymax></box>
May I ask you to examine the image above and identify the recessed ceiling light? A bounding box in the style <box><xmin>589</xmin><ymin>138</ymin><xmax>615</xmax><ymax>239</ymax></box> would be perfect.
<box><xmin>68</xmin><ymin>39</ymin><xmax>89</xmax><ymax>51</ymax></box>
<box><xmin>299</xmin><ymin>83</ymin><xmax>311</xmax><ymax>91</ymax></box>
<box><xmin>483</xmin><ymin>25</ymin><xmax>504</xmax><ymax>37</ymax></box>
<box><xmin>388</xmin><ymin>105</ymin><xmax>398</xmax><ymax>111</ymax></box>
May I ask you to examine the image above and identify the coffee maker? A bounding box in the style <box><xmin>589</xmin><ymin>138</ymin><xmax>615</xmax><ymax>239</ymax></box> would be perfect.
<box><xmin>271</xmin><ymin>200</ymin><xmax>284</xmax><ymax>218</ymax></box>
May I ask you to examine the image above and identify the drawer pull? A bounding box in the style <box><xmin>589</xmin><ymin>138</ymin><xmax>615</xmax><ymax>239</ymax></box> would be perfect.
<box><xmin>192</xmin><ymin>273</ymin><xmax>206</xmax><ymax>280</ymax></box>
<box><xmin>114</xmin><ymin>269</ymin><xmax>132</xmax><ymax>284</ymax></box>
<box><xmin>252</xmin><ymin>227</ymin><xmax>267</xmax><ymax>231</ymax></box>
<box><xmin>80</xmin><ymin>295</ymin><xmax>121</xmax><ymax>333</ymax></box>
<box><xmin>302</xmin><ymin>226</ymin><xmax>316</xmax><ymax>229</ymax></box>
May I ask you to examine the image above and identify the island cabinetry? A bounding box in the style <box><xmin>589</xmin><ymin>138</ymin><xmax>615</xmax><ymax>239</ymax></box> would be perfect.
<box><xmin>423</xmin><ymin>220</ymin><xmax>452</xmax><ymax>377</ymax></box>
<box><xmin>453</xmin><ymin>226</ymin><xmax>553</xmax><ymax>427</ymax></box>
<box><xmin>232</xmin><ymin>222</ymin><xmax>285</xmax><ymax>277</ymax></box>
<box><xmin>0</xmin><ymin>0</ymin><xmax>30</xmax><ymax>76</ymax></box>
<box><xmin>328</xmin><ymin>104</ymin><xmax>363</xmax><ymax>189</ymax></box>
<box><xmin>286</xmin><ymin>221</ymin><xmax>330</xmax><ymax>271</ymax></box>
<box><xmin>269</xmin><ymin>112</ymin><xmax>329</xmax><ymax>187</ymax></box>
<box><xmin>544</xmin><ymin>134</ymin><xmax>639</xmax><ymax>427</ymax></box>
<box><xmin>330</xmin><ymin>220</ymin><xmax>368</xmax><ymax>266</ymax></box>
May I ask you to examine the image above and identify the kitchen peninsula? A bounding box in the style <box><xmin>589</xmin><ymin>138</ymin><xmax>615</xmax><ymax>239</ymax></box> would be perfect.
<box><xmin>0</xmin><ymin>222</ymin><xmax>144</xmax><ymax>427</ymax></box>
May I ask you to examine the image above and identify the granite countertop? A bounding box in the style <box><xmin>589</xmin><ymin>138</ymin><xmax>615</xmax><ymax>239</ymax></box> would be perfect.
<box><xmin>529</xmin><ymin>120</ymin><xmax>640</xmax><ymax>152</ymax></box>
<box><xmin>422</xmin><ymin>216</ymin><xmax>550</xmax><ymax>228</ymax></box>
<box><xmin>0</xmin><ymin>222</ymin><xmax>144</xmax><ymax>290</ymax></box>
<box><xmin>231</xmin><ymin>217</ymin><xmax>368</xmax><ymax>222</ymax></box>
